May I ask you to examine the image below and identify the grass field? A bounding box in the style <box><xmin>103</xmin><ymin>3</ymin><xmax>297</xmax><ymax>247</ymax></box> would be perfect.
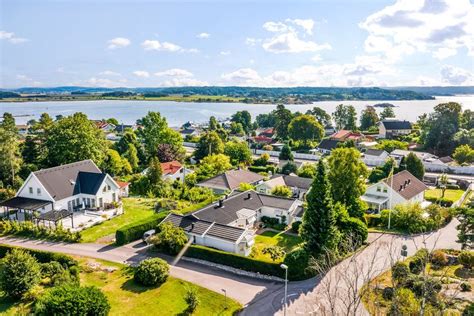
<box><xmin>0</xmin><ymin>257</ymin><xmax>242</xmax><ymax>315</ymax></box>
<box><xmin>424</xmin><ymin>188</ymin><xmax>465</xmax><ymax>202</ymax></box>
<box><xmin>80</xmin><ymin>198</ymin><xmax>157</xmax><ymax>243</ymax></box>
<box><xmin>251</xmin><ymin>230</ymin><xmax>303</xmax><ymax>263</ymax></box>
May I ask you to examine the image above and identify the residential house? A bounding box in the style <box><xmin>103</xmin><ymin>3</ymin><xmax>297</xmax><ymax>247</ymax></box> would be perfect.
<box><xmin>316</xmin><ymin>139</ymin><xmax>341</xmax><ymax>155</ymax></box>
<box><xmin>330</xmin><ymin>130</ymin><xmax>366</xmax><ymax>143</ymax></box>
<box><xmin>293</xmin><ymin>205</ymin><xmax>305</xmax><ymax>222</ymax></box>
<box><xmin>93</xmin><ymin>120</ymin><xmax>116</xmax><ymax>133</ymax></box>
<box><xmin>361</xmin><ymin>170</ymin><xmax>427</xmax><ymax>212</ymax></box>
<box><xmin>251</xmin><ymin>135</ymin><xmax>274</xmax><ymax>145</ymax></box>
<box><xmin>378</xmin><ymin>120</ymin><xmax>412</xmax><ymax>139</ymax></box>
<box><xmin>197</xmin><ymin>169</ymin><xmax>265</xmax><ymax>194</ymax></box>
<box><xmin>0</xmin><ymin>160</ymin><xmax>122</xmax><ymax>217</ymax></box>
<box><xmin>256</xmin><ymin>174</ymin><xmax>313</xmax><ymax>200</ymax></box>
<box><xmin>114</xmin><ymin>124</ymin><xmax>136</xmax><ymax>134</ymax></box>
<box><xmin>362</xmin><ymin>149</ymin><xmax>389</xmax><ymax>167</ymax></box>
<box><xmin>180</xmin><ymin>128</ymin><xmax>202</xmax><ymax>139</ymax></box>
<box><xmin>258</xmin><ymin>128</ymin><xmax>274</xmax><ymax>138</ymax></box>
<box><xmin>16</xmin><ymin>124</ymin><xmax>30</xmax><ymax>136</ymax></box>
<box><xmin>161</xmin><ymin>161</ymin><xmax>193</xmax><ymax>182</ymax></box>
<box><xmin>116</xmin><ymin>181</ymin><xmax>130</xmax><ymax>197</ymax></box>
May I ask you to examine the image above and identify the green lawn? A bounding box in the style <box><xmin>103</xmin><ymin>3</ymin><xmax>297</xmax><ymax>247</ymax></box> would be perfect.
<box><xmin>424</xmin><ymin>188</ymin><xmax>465</xmax><ymax>202</ymax></box>
<box><xmin>80</xmin><ymin>198</ymin><xmax>157</xmax><ymax>243</ymax></box>
<box><xmin>0</xmin><ymin>257</ymin><xmax>242</xmax><ymax>315</ymax></box>
<box><xmin>251</xmin><ymin>230</ymin><xmax>303</xmax><ymax>263</ymax></box>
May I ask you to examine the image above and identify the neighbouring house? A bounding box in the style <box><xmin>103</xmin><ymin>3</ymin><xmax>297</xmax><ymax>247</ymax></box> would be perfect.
<box><xmin>180</xmin><ymin>128</ymin><xmax>202</xmax><ymax>139</ymax></box>
<box><xmin>362</xmin><ymin>149</ymin><xmax>389</xmax><ymax>167</ymax></box>
<box><xmin>251</xmin><ymin>135</ymin><xmax>274</xmax><ymax>145</ymax></box>
<box><xmin>0</xmin><ymin>160</ymin><xmax>122</xmax><ymax>224</ymax></box>
<box><xmin>116</xmin><ymin>181</ymin><xmax>130</xmax><ymax>197</ymax></box>
<box><xmin>330</xmin><ymin>130</ymin><xmax>366</xmax><ymax>143</ymax></box>
<box><xmin>324</xmin><ymin>126</ymin><xmax>336</xmax><ymax>136</ymax></box>
<box><xmin>161</xmin><ymin>161</ymin><xmax>193</xmax><ymax>182</ymax></box>
<box><xmin>316</xmin><ymin>139</ymin><xmax>341</xmax><ymax>155</ymax></box>
<box><xmin>293</xmin><ymin>205</ymin><xmax>305</xmax><ymax>222</ymax></box>
<box><xmin>16</xmin><ymin>124</ymin><xmax>30</xmax><ymax>135</ymax></box>
<box><xmin>197</xmin><ymin>169</ymin><xmax>265</xmax><ymax>194</ymax></box>
<box><xmin>256</xmin><ymin>174</ymin><xmax>313</xmax><ymax>200</ymax></box>
<box><xmin>114</xmin><ymin>124</ymin><xmax>136</xmax><ymax>134</ymax></box>
<box><xmin>93</xmin><ymin>120</ymin><xmax>116</xmax><ymax>133</ymax></box>
<box><xmin>378</xmin><ymin>120</ymin><xmax>412</xmax><ymax>139</ymax></box>
<box><xmin>361</xmin><ymin>170</ymin><xmax>428</xmax><ymax>212</ymax></box>
<box><xmin>258</xmin><ymin>128</ymin><xmax>274</xmax><ymax>138</ymax></box>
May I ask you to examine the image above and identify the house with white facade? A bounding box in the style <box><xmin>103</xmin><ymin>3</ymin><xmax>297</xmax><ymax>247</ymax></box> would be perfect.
<box><xmin>361</xmin><ymin>170</ymin><xmax>428</xmax><ymax>212</ymax></box>
<box><xmin>256</xmin><ymin>174</ymin><xmax>313</xmax><ymax>200</ymax></box>
<box><xmin>316</xmin><ymin>139</ymin><xmax>341</xmax><ymax>155</ymax></box>
<box><xmin>0</xmin><ymin>160</ymin><xmax>122</xmax><ymax>223</ymax></box>
<box><xmin>161</xmin><ymin>161</ymin><xmax>193</xmax><ymax>182</ymax></box>
<box><xmin>362</xmin><ymin>149</ymin><xmax>389</xmax><ymax>167</ymax></box>
<box><xmin>378</xmin><ymin>120</ymin><xmax>412</xmax><ymax>139</ymax></box>
<box><xmin>161</xmin><ymin>190</ymin><xmax>301</xmax><ymax>256</ymax></box>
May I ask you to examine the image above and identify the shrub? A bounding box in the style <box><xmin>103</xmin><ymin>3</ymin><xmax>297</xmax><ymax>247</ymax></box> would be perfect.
<box><xmin>424</xmin><ymin>196</ymin><xmax>453</xmax><ymax>207</ymax></box>
<box><xmin>149</xmin><ymin>222</ymin><xmax>188</xmax><ymax>255</ymax></box>
<box><xmin>463</xmin><ymin>303</ymin><xmax>474</xmax><ymax>316</ymax></box>
<box><xmin>364</xmin><ymin>214</ymin><xmax>381</xmax><ymax>228</ymax></box>
<box><xmin>283</xmin><ymin>247</ymin><xmax>313</xmax><ymax>281</ymax></box>
<box><xmin>409</xmin><ymin>249</ymin><xmax>429</xmax><ymax>275</ymax></box>
<box><xmin>388</xmin><ymin>288</ymin><xmax>420</xmax><ymax>315</ymax></box>
<box><xmin>461</xmin><ymin>282</ymin><xmax>472</xmax><ymax>292</ymax></box>
<box><xmin>382</xmin><ymin>287</ymin><xmax>394</xmax><ymax>300</ymax></box>
<box><xmin>391</xmin><ymin>261</ymin><xmax>410</xmax><ymax>286</ymax></box>
<box><xmin>35</xmin><ymin>285</ymin><xmax>110</xmax><ymax>316</ymax></box>
<box><xmin>291</xmin><ymin>221</ymin><xmax>301</xmax><ymax>234</ymax></box>
<box><xmin>0</xmin><ymin>220</ymin><xmax>81</xmax><ymax>242</ymax></box>
<box><xmin>430</xmin><ymin>250</ymin><xmax>448</xmax><ymax>267</ymax></box>
<box><xmin>262</xmin><ymin>246</ymin><xmax>285</xmax><ymax>262</ymax></box>
<box><xmin>115</xmin><ymin>213</ymin><xmax>167</xmax><ymax>245</ymax></box>
<box><xmin>458</xmin><ymin>251</ymin><xmax>474</xmax><ymax>269</ymax></box>
<box><xmin>281</xmin><ymin>162</ymin><xmax>297</xmax><ymax>175</ymax></box>
<box><xmin>184</xmin><ymin>286</ymin><xmax>200</xmax><ymax>313</ymax></box>
<box><xmin>41</xmin><ymin>261</ymin><xmax>65</xmax><ymax>279</ymax></box>
<box><xmin>339</xmin><ymin>217</ymin><xmax>368</xmax><ymax>249</ymax></box>
<box><xmin>134</xmin><ymin>258</ymin><xmax>169</xmax><ymax>286</ymax></box>
<box><xmin>0</xmin><ymin>249</ymin><xmax>41</xmax><ymax>298</ymax></box>
<box><xmin>0</xmin><ymin>245</ymin><xmax>78</xmax><ymax>269</ymax></box>
<box><xmin>185</xmin><ymin>245</ymin><xmax>285</xmax><ymax>279</ymax></box>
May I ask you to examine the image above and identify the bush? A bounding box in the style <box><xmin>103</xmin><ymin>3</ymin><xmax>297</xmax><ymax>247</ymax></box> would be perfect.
<box><xmin>430</xmin><ymin>250</ymin><xmax>448</xmax><ymax>267</ymax></box>
<box><xmin>134</xmin><ymin>258</ymin><xmax>169</xmax><ymax>286</ymax></box>
<box><xmin>291</xmin><ymin>221</ymin><xmax>301</xmax><ymax>234</ymax></box>
<box><xmin>149</xmin><ymin>222</ymin><xmax>188</xmax><ymax>255</ymax></box>
<box><xmin>463</xmin><ymin>303</ymin><xmax>474</xmax><ymax>316</ymax></box>
<box><xmin>424</xmin><ymin>196</ymin><xmax>453</xmax><ymax>207</ymax></box>
<box><xmin>461</xmin><ymin>282</ymin><xmax>472</xmax><ymax>292</ymax></box>
<box><xmin>458</xmin><ymin>251</ymin><xmax>474</xmax><ymax>269</ymax></box>
<box><xmin>0</xmin><ymin>220</ymin><xmax>81</xmax><ymax>242</ymax></box>
<box><xmin>409</xmin><ymin>249</ymin><xmax>429</xmax><ymax>274</ymax></box>
<box><xmin>382</xmin><ymin>287</ymin><xmax>394</xmax><ymax>300</ymax></box>
<box><xmin>185</xmin><ymin>245</ymin><xmax>285</xmax><ymax>278</ymax></box>
<box><xmin>364</xmin><ymin>214</ymin><xmax>381</xmax><ymax>228</ymax></box>
<box><xmin>0</xmin><ymin>249</ymin><xmax>41</xmax><ymax>298</ymax></box>
<box><xmin>391</xmin><ymin>261</ymin><xmax>410</xmax><ymax>286</ymax></box>
<box><xmin>0</xmin><ymin>245</ymin><xmax>78</xmax><ymax>269</ymax></box>
<box><xmin>388</xmin><ymin>288</ymin><xmax>420</xmax><ymax>316</ymax></box>
<box><xmin>283</xmin><ymin>247</ymin><xmax>314</xmax><ymax>281</ymax></box>
<box><xmin>35</xmin><ymin>285</ymin><xmax>110</xmax><ymax>316</ymax></box>
<box><xmin>115</xmin><ymin>213</ymin><xmax>167</xmax><ymax>245</ymax></box>
<box><xmin>339</xmin><ymin>217</ymin><xmax>368</xmax><ymax>249</ymax></box>
<box><xmin>184</xmin><ymin>286</ymin><xmax>200</xmax><ymax>313</ymax></box>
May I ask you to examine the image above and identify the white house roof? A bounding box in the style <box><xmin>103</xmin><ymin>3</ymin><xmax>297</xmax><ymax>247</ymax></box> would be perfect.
<box><xmin>361</xmin><ymin>194</ymin><xmax>389</xmax><ymax>205</ymax></box>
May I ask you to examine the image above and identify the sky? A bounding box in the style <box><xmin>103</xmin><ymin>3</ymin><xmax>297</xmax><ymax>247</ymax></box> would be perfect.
<box><xmin>0</xmin><ymin>0</ymin><xmax>473</xmax><ymax>88</ymax></box>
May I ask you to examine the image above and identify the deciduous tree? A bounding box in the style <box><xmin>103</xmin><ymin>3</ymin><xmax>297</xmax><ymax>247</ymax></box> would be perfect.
<box><xmin>453</xmin><ymin>144</ymin><xmax>474</xmax><ymax>164</ymax></box>
<box><xmin>274</xmin><ymin>104</ymin><xmax>293</xmax><ymax>139</ymax></box>
<box><xmin>224</xmin><ymin>141</ymin><xmax>252</xmax><ymax>165</ymax></box>
<box><xmin>405</xmin><ymin>152</ymin><xmax>425</xmax><ymax>180</ymax></box>
<box><xmin>195</xmin><ymin>131</ymin><xmax>225</xmax><ymax>160</ymax></box>
<box><xmin>380</xmin><ymin>107</ymin><xmax>396</xmax><ymax>120</ymax></box>
<box><xmin>360</xmin><ymin>106</ymin><xmax>379</xmax><ymax>131</ymax></box>
<box><xmin>288</xmin><ymin>115</ymin><xmax>324</xmax><ymax>146</ymax></box>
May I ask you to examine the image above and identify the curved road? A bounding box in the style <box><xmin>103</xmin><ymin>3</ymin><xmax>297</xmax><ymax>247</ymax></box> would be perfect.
<box><xmin>0</xmin><ymin>218</ymin><xmax>461</xmax><ymax>315</ymax></box>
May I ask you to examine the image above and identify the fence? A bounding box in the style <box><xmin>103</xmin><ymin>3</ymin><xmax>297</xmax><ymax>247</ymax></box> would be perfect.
<box><xmin>254</xmin><ymin>149</ymin><xmax>320</xmax><ymax>161</ymax></box>
<box><xmin>423</xmin><ymin>162</ymin><xmax>474</xmax><ymax>175</ymax></box>
<box><xmin>452</xmin><ymin>183</ymin><xmax>473</xmax><ymax>208</ymax></box>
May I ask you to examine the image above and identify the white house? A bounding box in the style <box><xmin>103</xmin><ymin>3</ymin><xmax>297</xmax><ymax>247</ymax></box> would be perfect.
<box><xmin>361</xmin><ymin>170</ymin><xmax>428</xmax><ymax>212</ymax></box>
<box><xmin>256</xmin><ymin>174</ymin><xmax>313</xmax><ymax>200</ymax></box>
<box><xmin>362</xmin><ymin>149</ymin><xmax>389</xmax><ymax>167</ymax></box>
<box><xmin>161</xmin><ymin>161</ymin><xmax>193</xmax><ymax>182</ymax></box>
<box><xmin>378</xmin><ymin>120</ymin><xmax>412</xmax><ymax>139</ymax></box>
<box><xmin>0</xmin><ymin>160</ymin><xmax>122</xmax><ymax>217</ymax></box>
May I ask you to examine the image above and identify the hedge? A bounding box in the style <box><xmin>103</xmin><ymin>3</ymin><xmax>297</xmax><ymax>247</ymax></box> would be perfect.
<box><xmin>0</xmin><ymin>244</ymin><xmax>78</xmax><ymax>269</ymax></box>
<box><xmin>115</xmin><ymin>212</ymin><xmax>168</xmax><ymax>245</ymax></box>
<box><xmin>185</xmin><ymin>245</ymin><xmax>285</xmax><ymax>278</ymax></box>
<box><xmin>424</xmin><ymin>197</ymin><xmax>453</xmax><ymax>207</ymax></box>
<box><xmin>364</xmin><ymin>214</ymin><xmax>382</xmax><ymax>227</ymax></box>
<box><xmin>248</xmin><ymin>165</ymin><xmax>275</xmax><ymax>174</ymax></box>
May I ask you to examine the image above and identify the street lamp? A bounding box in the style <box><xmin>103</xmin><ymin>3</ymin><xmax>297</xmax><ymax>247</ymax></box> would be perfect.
<box><xmin>401</xmin><ymin>244</ymin><xmax>408</xmax><ymax>258</ymax></box>
<box><xmin>221</xmin><ymin>289</ymin><xmax>227</xmax><ymax>310</ymax></box>
<box><xmin>280</xmin><ymin>263</ymin><xmax>288</xmax><ymax>316</ymax></box>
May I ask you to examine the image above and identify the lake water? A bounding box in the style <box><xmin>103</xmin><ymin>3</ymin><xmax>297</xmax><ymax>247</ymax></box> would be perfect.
<box><xmin>1</xmin><ymin>95</ymin><xmax>473</xmax><ymax>126</ymax></box>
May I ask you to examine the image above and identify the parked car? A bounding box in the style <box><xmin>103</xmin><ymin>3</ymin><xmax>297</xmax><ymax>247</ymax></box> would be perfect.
<box><xmin>143</xmin><ymin>229</ymin><xmax>156</xmax><ymax>244</ymax></box>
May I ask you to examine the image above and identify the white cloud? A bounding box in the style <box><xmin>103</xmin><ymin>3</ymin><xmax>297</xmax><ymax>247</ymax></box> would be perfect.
<box><xmin>260</xmin><ymin>19</ymin><xmax>331</xmax><ymax>53</ymax></box>
<box><xmin>107</xmin><ymin>37</ymin><xmax>130</xmax><ymax>49</ymax></box>
<box><xmin>99</xmin><ymin>70</ymin><xmax>121</xmax><ymax>76</ymax></box>
<box><xmin>359</xmin><ymin>0</ymin><xmax>474</xmax><ymax>60</ymax></box>
<box><xmin>133</xmin><ymin>70</ymin><xmax>150</xmax><ymax>78</ymax></box>
<box><xmin>0</xmin><ymin>30</ymin><xmax>28</xmax><ymax>44</ymax></box>
<box><xmin>197</xmin><ymin>32</ymin><xmax>210</xmax><ymax>39</ymax></box>
<box><xmin>220</xmin><ymin>51</ymin><xmax>231</xmax><ymax>56</ymax></box>
<box><xmin>141</xmin><ymin>40</ymin><xmax>198</xmax><ymax>53</ymax></box>
<box><xmin>155</xmin><ymin>68</ymin><xmax>194</xmax><ymax>78</ymax></box>
<box><xmin>86</xmin><ymin>77</ymin><xmax>127</xmax><ymax>87</ymax></box>
<box><xmin>221</xmin><ymin>68</ymin><xmax>262</xmax><ymax>85</ymax></box>
<box><xmin>160</xmin><ymin>78</ymin><xmax>208</xmax><ymax>87</ymax></box>
<box><xmin>245</xmin><ymin>38</ymin><xmax>261</xmax><ymax>46</ymax></box>
<box><xmin>16</xmin><ymin>74</ymin><xmax>41</xmax><ymax>86</ymax></box>
<box><xmin>440</xmin><ymin>65</ymin><xmax>473</xmax><ymax>85</ymax></box>
<box><xmin>311</xmin><ymin>54</ymin><xmax>322</xmax><ymax>62</ymax></box>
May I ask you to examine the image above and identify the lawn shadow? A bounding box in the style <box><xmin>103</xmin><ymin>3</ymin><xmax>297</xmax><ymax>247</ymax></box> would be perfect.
<box><xmin>454</xmin><ymin>267</ymin><xmax>474</xmax><ymax>279</ymax></box>
<box><xmin>120</xmin><ymin>278</ymin><xmax>159</xmax><ymax>294</ymax></box>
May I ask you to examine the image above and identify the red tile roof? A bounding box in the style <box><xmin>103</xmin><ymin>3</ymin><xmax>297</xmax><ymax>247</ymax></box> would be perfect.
<box><xmin>116</xmin><ymin>180</ymin><xmax>130</xmax><ymax>188</ymax></box>
<box><xmin>161</xmin><ymin>161</ymin><xmax>183</xmax><ymax>175</ymax></box>
<box><xmin>252</xmin><ymin>136</ymin><xmax>273</xmax><ymax>144</ymax></box>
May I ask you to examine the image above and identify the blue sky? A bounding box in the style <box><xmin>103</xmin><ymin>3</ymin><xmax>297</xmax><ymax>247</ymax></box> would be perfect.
<box><xmin>1</xmin><ymin>0</ymin><xmax>473</xmax><ymax>88</ymax></box>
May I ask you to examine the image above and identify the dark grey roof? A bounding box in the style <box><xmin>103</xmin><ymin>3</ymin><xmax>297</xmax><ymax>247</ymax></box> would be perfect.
<box><xmin>114</xmin><ymin>124</ymin><xmax>133</xmax><ymax>133</ymax></box>
<box><xmin>198</xmin><ymin>169</ymin><xmax>265</xmax><ymax>191</ymax></box>
<box><xmin>75</xmin><ymin>172</ymin><xmax>107</xmax><ymax>195</ymax></box>
<box><xmin>317</xmin><ymin>139</ymin><xmax>340</xmax><ymax>151</ymax></box>
<box><xmin>192</xmin><ymin>190</ymin><xmax>296</xmax><ymax>225</ymax></box>
<box><xmin>294</xmin><ymin>205</ymin><xmax>304</xmax><ymax>218</ymax></box>
<box><xmin>180</xmin><ymin>128</ymin><xmax>196</xmax><ymax>135</ymax></box>
<box><xmin>383</xmin><ymin>170</ymin><xmax>427</xmax><ymax>200</ymax></box>
<box><xmin>439</xmin><ymin>156</ymin><xmax>454</xmax><ymax>164</ymax></box>
<box><xmin>161</xmin><ymin>213</ymin><xmax>246</xmax><ymax>242</ymax></box>
<box><xmin>0</xmin><ymin>196</ymin><xmax>51</xmax><ymax>210</ymax></box>
<box><xmin>36</xmin><ymin>209</ymin><xmax>72</xmax><ymax>221</ymax></box>
<box><xmin>365</xmin><ymin>149</ymin><xmax>387</xmax><ymax>157</ymax></box>
<box><xmin>33</xmin><ymin>160</ymin><xmax>103</xmax><ymax>201</ymax></box>
<box><xmin>281</xmin><ymin>175</ymin><xmax>313</xmax><ymax>190</ymax></box>
<box><xmin>381</xmin><ymin>120</ymin><xmax>412</xmax><ymax>130</ymax></box>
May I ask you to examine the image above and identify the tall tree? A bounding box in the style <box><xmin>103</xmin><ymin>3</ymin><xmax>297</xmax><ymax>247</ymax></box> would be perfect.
<box><xmin>380</xmin><ymin>107</ymin><xmax>396</xmax><ymax>120</ymax></box>
<box><xmin>45</xmin><ymin>113</ymin><xmax>108</xmax><ymax>167</ymax></box>
<box><xmin>300</xmin><ymin>160</ymin><xmax>340</xmax><ymax>255</ymax></box>
<box><xmin>156</xmin><ymin>143</ymin><xmax>185</xmax><ymax>163</ymax></box>
<box><xmin>279</xmin><ymin>144</ymin><xmax>294</xmax><ymax>161</ymax></box>
<box><xmin>404</xmin><ymin>152</ymin><xmax>425</xmax><ymax>180</ymax></box>
<box><xmin>328</xmin><ymin>148</ymin><xmax>368</xmax><ymax>219</ymax></box>
<box><xmin>194</xmin><ymin>131</ymin><xmax>224</xmax><ymax>160</ymax></box>
<box><xmin>255</xmin><ymin>112</ymin><xmax>277</xmax><ymax>128</ymax></box>
<box><xmin>306</xmin><ymin>107</ymin><xmax>332</xmax><ymax>127</ymax></box>
<box><xmin>209</xmin><ymin>116</ymin><xmax>220</xmax><ymax>131</ymax></box>
<box><xmin>274</xmin><ymin>104</ymin><xmax>293</xmax><ymax>139</ymax></box>
<box><xmin>147</xmin><ymin>157</ymin><xmax>163</xmax><ymax>186</ymax></box>
<box><xmin>332</xmin><ymin>104</ymin><xmax>357</xmax><ymax>130</ymax></box>
<box><xmin>288</xmin><ymin>115</ymin><xmax>324</xmax><ymax>146</ymax></box>
<box><xmin>139</xmin><ymin>111</ymin><xmax>183</xmax><ymax>159</ymax></box>
<box><xmin>124</xmin><ymin>143</ymin><xmax>139</xmax><ymax>171</ymax></box>
<box><xmin>1</xmin><ymin>113</ymin><xmax>17</xmax><ymax>133</ymax></box>
<box><xmin>196</xmin><ymin>154</ymin><xmax>232</xmax><ymax>180</ymax></box>
<box><xmin>424</xmin><ymin>102</ymin><xmax>462</xmax><ymax>156</ymax></box>
<box><xmin>231</xmin><ymin>111</ymin><xmax>252</xmax><ymax>133</ymax></box>
<box><xmin>0</xmin><ymin>125</ymin><xmax>22</xmax><ymax>188</ymax></box>
<box><xmin>360</xmin><ymin>106</ymin><xmax>379</xmax><ymax>131</ymax></box>
<box><xmin>224</xmin><ymin>141</ymin><xmax>252</xmax><ymax>165</ymax></box>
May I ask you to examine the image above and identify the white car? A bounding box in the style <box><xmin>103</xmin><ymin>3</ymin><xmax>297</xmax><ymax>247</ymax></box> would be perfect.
<box><xmin>142</xmin><ymin>229</ymin><xmax>156</xmax><ymax>244</ymax></box>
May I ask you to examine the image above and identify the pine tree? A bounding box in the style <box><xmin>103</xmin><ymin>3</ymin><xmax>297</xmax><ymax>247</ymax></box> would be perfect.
<box><xmin>300</xmin><ymin>160</ymin><xmax>340</xmax><ymax>255</ymax></box>
<box><xmin>405</xmin><ymin>152</ymin><xmax>424</xmax><ymax>180</ymax></box>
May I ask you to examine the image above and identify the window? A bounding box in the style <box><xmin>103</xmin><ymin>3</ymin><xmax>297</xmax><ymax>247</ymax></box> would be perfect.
<box><xmin>376</xmin><ymin>186</ymin><xmax>381</xmax><ymax>192</ymax></box>
<box><xmin>383</xmin><ymin>187</ymin><xmax>388</xmax><ymax>193</ymax></box>
<box><xmin>103</xmin><ymin>186</ymin><xmax>107</xmax><ymax>193</ymax></box>
<box><xmin>37</xmin><ymin>188</ymin><xmax>41</xmax><ymax>195</ymax></box>
<box><xmin>29</xmin><ymin>187</ymin><xmax>33</xmax><ymax>194</ymax></box>
<box><xmin>107</xmin><ymin>185</ymin><xmax>111</xmax><ymax>191</ymax></box>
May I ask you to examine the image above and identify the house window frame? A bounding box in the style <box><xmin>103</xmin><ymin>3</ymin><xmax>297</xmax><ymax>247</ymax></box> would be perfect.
<box><xmin>29</xmin><ymin>187</ymin><xmax>33</xmax><ymax>194</ymax></box>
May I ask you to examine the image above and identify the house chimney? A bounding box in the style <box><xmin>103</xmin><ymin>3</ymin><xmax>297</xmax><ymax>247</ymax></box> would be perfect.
<box><xmin>247</xmin><ymin>192</ymin><xmax>251</xmax><ymax>200</ymax></box>
<box><xmin>408</xmin><ymin>179</ymin><xmax>411</xmax><ymax>184</ymax></box>
<box><xmin>399</xmin><ymin>185</ymin><xmax>403</xmax><ymax>191</ymax></box>
<box><xmin>190</xmin><ymin>223</ymin><xmax>195</xmax><ymax>231</ymax></box>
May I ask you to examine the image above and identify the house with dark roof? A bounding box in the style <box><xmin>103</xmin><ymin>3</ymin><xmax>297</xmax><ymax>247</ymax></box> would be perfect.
<box><xmin>256</xmin><ymin>174</ymin><xmax>313</xmax><ymax>200</ymax></box>
<box><xmin>361</xmin><ymin>170</ymin><xmax>428</xmax><ymax>212</ymax></box>
<box><xmin>316</xmin><ymin>139</ymin><xmax>341</xmax><ymax>155</ymax></box>
<box><xmin>378</xmin><ymin>120</ymin><xmax>412</xmax><ymax>139</ymax></box>
<box><xmin>197</xmin><ymin>169</ymin><xmax>265</xmax><ymax>194</ymax></box>
<box><xmin>1</xmin><ymin>160</ymin><xmax>121</xmax><ymax>215</ymax></box>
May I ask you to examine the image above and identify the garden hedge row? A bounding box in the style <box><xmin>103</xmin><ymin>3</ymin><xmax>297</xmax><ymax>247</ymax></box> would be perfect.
<box><xmin>248</xmin><ymin>165</ymin><xmax>275</xmax><ymax>174</ymax></box>
<box><xmin>0</xmin><ymin>244</ymin><xmax>78</xmax><ymax>268</ymax></box>
<box><xmin>115</xmin><ymin>212</ymin><xmax>168</xmax><ymax>245</ymax></box>
<box><xmin>185</xmin><ymin>245</ymin><xmax>285</xmax><ymax>278</ymax></box>
<box><xmin>424</xmin><ymin>197</ymin><xmax>453</xmax><ymax>207</ymax></box>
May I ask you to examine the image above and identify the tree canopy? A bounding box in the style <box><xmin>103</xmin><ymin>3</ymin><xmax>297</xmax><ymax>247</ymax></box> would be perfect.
<box><xmin>306</xmin><ymin>107</ymin><xmax>332</xmax><ymax>127</ymax></box>
<box><xmin>332</xmin><ymin>104</ymin><xmax>357</xmax><ymax>130</ymax></box>
<box><xmin>288</xmin><ymin>115</ymin><xmax>324</xmax><ymax>146</ymax></box>
<box><xmin>274</xmin><ymin>104</ymin><xmax>293</xmax><ymax>139</ymax></box>
<box><xmin>404</xmin><ymin>152</ymin><xmax>425</xmax><ymax>180</ymax></box>
<box><xmin>224</xmin><ymin>141</ymin><xmax>252</xmax><ymax>165</ymax></box>
<box><xmin>195</xmin><ymin>131</ymin><xmax>225</xmax><ymax>160</ymax></box>
<box><xmin>360</xmin><ymin>106</ymin><xmax>379</xmax><ymax>131</ymax></box>
<box><xmin>424</xmin><ymin>102</ymin><xmax>462</xmax><ymax>156</ymax></box>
